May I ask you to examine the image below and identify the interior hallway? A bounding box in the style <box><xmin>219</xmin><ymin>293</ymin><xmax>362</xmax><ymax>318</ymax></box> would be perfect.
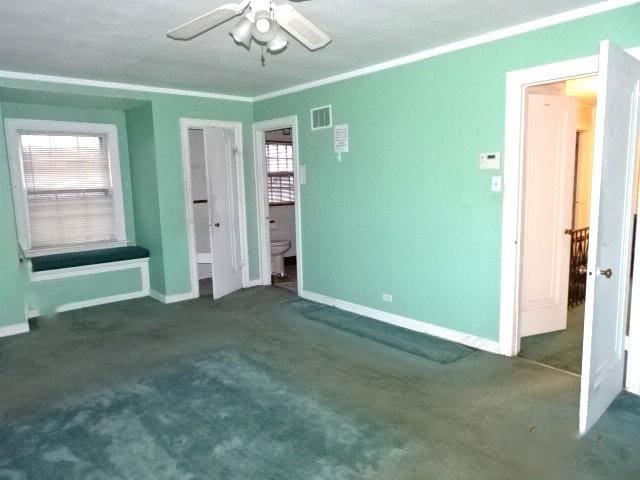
<box><xmin>519</xmin><ymin>305</ymin><xmax>585</xmax><ymax>374</ymax></box>
<box><xmin>1</xmin><ymin>288</ymin><xmax>638</xmax><ymax>479</ymax></box>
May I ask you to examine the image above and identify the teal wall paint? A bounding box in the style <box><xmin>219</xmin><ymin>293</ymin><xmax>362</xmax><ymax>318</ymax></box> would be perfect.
<box><xmin>149</xmin><ymin>97</ymin><xmax>256</xmax><ymax>295</ymax></box>
<box><xmin>0</xmin><ymin>83</ymin><xmax>257</xmax><ymax>324</ymax></box>
<box><xmin>0</xmin><ymin>101</ymin><xmax>142</xmax><ymax>322</ymax></box>
<box><xmin>0</xmin><ymin>103</ymin><xmax>27</xmax><ymax>328</ymax></box>
<box><xmin>254</xmin><ymin>5</ymin><xmax>640</xmax><ymax>341</ymax></box>
<box><xmin>126</xmin><ymin>103</ymin><xmax>166</xmax><ymax>294</ymax></box>
<box><xmin>26</xmin><ymin>267</ymin><xmax>144</xmax><ymax>315</ymax></box>
<box><xmin>0</xmin><ymin>5</ymin><xmax>637</xmax><ymax>336</ymax></box>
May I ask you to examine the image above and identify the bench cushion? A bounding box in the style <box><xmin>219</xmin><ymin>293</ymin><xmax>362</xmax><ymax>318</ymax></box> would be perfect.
<box><xmin>31</xmin><ymin>246</ymin><xmax>150</xmax><ymax>272</ymax></box>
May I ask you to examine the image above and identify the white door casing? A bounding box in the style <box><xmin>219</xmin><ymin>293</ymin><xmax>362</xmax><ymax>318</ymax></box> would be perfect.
<box><xmin>520</xmin><ymin>94</ymin><xmax>578</xmax><ymax>337</ymax></box>
<box><xmin>252</xmin><ymin>116</ymin><xmax>303</xmax><ymax>289</ymax></box>
<box><xmin>180</xmin><ymin>118</ymin><xmax>249</xmax><ymax>300</ymax></box>
<box><xmin>205</xmin><ymin>126</ymin><xmax>244</xmax><ymax>299</ymax></box>
<box><xmin>579</xmin><ymin>40</ymin><xmax>640</xmax><ymax>434</ymax></box>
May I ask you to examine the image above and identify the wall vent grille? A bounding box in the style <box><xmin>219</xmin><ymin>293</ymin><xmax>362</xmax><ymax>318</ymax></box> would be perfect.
<box><xmin>310</xmin><ymin>105</ymin><xmax>332</xmax><ymax>130</ymax></box>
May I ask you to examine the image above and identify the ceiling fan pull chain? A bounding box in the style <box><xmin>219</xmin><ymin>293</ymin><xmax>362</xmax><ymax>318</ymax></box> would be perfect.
<box><xmin>261</xmin><ymin>46</ymin><xmax>266</xmax><ymax>67</ymax></box>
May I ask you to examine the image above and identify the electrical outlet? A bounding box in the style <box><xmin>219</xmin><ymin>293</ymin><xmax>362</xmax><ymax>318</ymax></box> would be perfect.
<box><xmin>382</xmin><ymin>293</ymin><xmax>393</xmax><ymax>303</ymax></box>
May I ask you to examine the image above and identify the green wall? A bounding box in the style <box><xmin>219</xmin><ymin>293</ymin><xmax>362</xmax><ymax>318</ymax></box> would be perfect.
<box><xmin>1</xmin><ymin>4</ymin><xmax>638</xmax><ymax>341</ymax></box>
<box><xmin>0</xmin><ymin>102</ymin><xmax>26</xmax><ymax>327</ymax></box>
<box><xmin>0</xmin><ymin>84</ymin><xmax>256</xmax><ymax>328</ymax></box>
<box><xmin>26</xmin><ymin>267</ymin><xmax>144</xmax><ymax>316</ymax></box>
<box><xmin>148</xmin><ymin>97</ymin><xmax>257</xmax><ymax>295</ymax></box>
<box><xmin>253</xmin><ymin>5</ymin><xmax>640</xmax><ymax>341</ymax></box>
<box><xmin>126</xmin><ymin>103</ymin><xmax>165</xmax><ymax>294</ymax></box>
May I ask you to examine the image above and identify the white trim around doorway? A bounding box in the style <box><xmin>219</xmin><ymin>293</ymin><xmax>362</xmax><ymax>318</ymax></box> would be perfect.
<box><xmin>498</xmin><ymin>46</ymin><xmax>640</xmax><ymax>394</ymax></box>
<box><xmin>253</xmin><ymin>116</ymin><xmax>303</xmax><ymax>290</ymax></box>
<box><xmin>499</xmin><ymin>54</ymin><xmax>598</xmax><ymax>357</ymax></box>
<box><xmin>180</xmin><ymin>118</ymin><xmax>250</xmax><ymax>299</ymax></box>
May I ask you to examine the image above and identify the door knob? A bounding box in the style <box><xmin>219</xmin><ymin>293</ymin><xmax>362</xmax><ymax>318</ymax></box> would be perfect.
<box><xmin>214</xmin><ymin>222</ymin><xmax>220</xmax><ymax>227</ymax></box>
<box><xmin>577</xmin><ymin>265</ymin><xmax>588</xmax><ymax>275</ymax></box>
<box><xmin>599</xmin><ymin>268</ymin><xmax>612</xmax><ymax>278</ymax></box>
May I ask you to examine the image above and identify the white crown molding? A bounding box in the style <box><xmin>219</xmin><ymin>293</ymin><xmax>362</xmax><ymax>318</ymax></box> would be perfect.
<box><xmin>300</xmin><ymin>289</ymin><xmax>501</xmax><ymax>355</ymax></box>
<box><xmin>253</xmin><ymin>0</ymin><xmax>640</xmax><ymax>102</ymax></box>
<box><xmin>0</xmin><ymin>1</ymin><xmax>635</xmax><ymax>104</ymax></box>
<box><xmin>0</xmin><ymin>70</ymin><xmax>253</xmax><ymax>103</ymax></box>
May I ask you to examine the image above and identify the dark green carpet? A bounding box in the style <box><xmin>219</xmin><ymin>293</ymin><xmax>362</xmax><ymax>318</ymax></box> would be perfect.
<box><xmin>1</xmin><ymin>287</ymin><xmax>640</xmax><ymax>479</ymax></box>
<box><xmin>0</xmin><ymin>350</ymin><xmax>405</xmax><ymax>479</ymax></box>
<box><xmin>519</xmin><ymin>305</ymin><xmax>584</xmax><ymax>374</ymax></box>
<box><xmin>286</xmin><ymin>299</ymin><xmax>475</xmax><ymax>364</ymax></box>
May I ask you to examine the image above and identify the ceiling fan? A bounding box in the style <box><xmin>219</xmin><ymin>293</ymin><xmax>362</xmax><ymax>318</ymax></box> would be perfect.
<box><xmin>167</xmin><ymin>0</ymin><xmax>331</xmax><ymax>55</ymax></box>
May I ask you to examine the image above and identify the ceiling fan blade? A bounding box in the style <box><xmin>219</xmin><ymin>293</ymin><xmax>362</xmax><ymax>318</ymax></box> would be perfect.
<box><xmin>167</xmin><ymin>3</ymin><xmax>245</xmax><ymax>41</ymax></box>
<box><xmin>275</xmin><ymin>4</ymin><xmax>331</xmax><ymax>51</ymax></box>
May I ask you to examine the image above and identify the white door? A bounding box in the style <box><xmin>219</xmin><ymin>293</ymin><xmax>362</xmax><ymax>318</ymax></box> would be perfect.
<box><xmin>520</xmin><ymin>94</ymin><xmax>578</xmax><ymax>337</ymax></box>
<box><xmin>205</xmin><ymin>126</ymin><xmax>243</xmax><ymax>299</ymax></box>
<box><xmin>579</xmin><ymin>41</ymin><xmax>640</xmax><ymax>434</ymax></box>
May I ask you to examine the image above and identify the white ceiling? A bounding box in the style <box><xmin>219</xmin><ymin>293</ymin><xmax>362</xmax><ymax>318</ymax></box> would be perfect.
<box><xmin>0</xmin><ymin>0</ymin><xmax>617</xmax><ymax>97</ymax></box>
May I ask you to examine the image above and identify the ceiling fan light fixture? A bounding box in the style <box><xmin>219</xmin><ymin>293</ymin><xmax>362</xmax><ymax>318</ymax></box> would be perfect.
<box><xmin>251</xmin><ymin>10</ymin><xmax>277</xmax><ymax>43</ymax></box>
<box><xmin>267</xmin><ymin>30</ymin><xmax>288</xmax><ymax>53</ymax></box>
<box><xmin>230</xmin><ymin>16</ymin><xmax>253</xmax><ymax>47</ymax></box>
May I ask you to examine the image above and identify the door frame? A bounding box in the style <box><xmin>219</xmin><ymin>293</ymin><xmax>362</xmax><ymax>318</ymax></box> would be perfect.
<box><xmin>499</xmin><ymin>47</ymin><xmax>640</xmax><ymax>395</ymax></box>
<box><xmin>180</xmin><ymin>118</ymin><xmax>250</xmax><ymax>298</ymax></box>
<box><xmin>253</xmin><ymin>116</ymin><xmax>303</xmax><ymax>289</ymax></box>
<box><xmin>499</xmin><ymin>54</ymin><xmax>598</xmax><ymax>356</ymax></box>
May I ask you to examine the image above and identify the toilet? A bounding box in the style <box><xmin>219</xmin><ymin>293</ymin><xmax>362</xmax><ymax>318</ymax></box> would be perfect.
<box><xmin>270</xmin><ymin>239</ymin><xmax>291</xmax><ymax>277</ymax></box>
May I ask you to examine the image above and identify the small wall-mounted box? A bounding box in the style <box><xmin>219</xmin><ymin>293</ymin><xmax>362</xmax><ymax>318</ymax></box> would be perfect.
<box><xmin>479</xmin><ymin>152</ymin><xmax>501</xmax><ymax>170</ymax></box>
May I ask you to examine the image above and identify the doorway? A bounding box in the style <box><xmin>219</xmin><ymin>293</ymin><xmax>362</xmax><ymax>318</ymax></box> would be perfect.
<box><xmin>180</xmin><ymin>119</ymin><xmax>249</xmax><ymax>299</ymax></box>
<box><xmin>517</xmin><ymin>76</ymin><xmax>598</xmax><ymax>375</ymax></box>
<box><xmin>253</xmin><ymin>116</ymin><xmax>303</xmax><ymax>292</ymax></box>
<box><xmin>265</xmin><ymin>128</ymin><xmax>298</xmax><ymax>292</ymax></box>
<box><xmin>499</xmin><ymin>42</ymin><xmax>640</xmax><ymax>433</ymax></box>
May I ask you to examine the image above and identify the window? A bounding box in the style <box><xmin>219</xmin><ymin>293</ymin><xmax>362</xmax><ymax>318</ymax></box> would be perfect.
<box><xmin>6</xmin><ymin>120</ymin><xmax>126</xmax><ymax>256</ymax></box>
<box><xmin>265</xmin><ymin>142</ymin><xmax>294</xmax><ymax>205</ymax></box>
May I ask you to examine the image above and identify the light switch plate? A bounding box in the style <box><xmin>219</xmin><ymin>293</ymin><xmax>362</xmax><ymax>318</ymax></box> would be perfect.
<box><xmin>492</xmin><ymin>176</ymin><xmax>503</xmax><ymax>192</ymax></box>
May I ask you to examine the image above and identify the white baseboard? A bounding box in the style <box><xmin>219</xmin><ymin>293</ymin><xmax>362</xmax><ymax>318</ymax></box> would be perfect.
<box><xmin>0</xmin><ymin>322</ymin><xmax>30</xmax><ymax>338</ymax></box>
<box><xmin>27</xmin><ymin>289</ymin><xmax>149</xmax><ymax>319</ymax></box>
<box><xmin>299</xmin><ymin>289</ymin><xmax>501</xmax><ymax>355</ymax></box>
<box><xmin>243</xmin><ymin>279</ymin><xmax>264</xmax><ymax>288</ymax></box>
<box><xmin>150</xmin><ymin>290</ymin><xmax>197</xmax><ymax>304</ymax></box>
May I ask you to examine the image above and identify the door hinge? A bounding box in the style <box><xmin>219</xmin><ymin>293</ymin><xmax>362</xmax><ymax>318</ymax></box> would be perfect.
<box><xmin>233</xmin><ymin>146</ymin><xmax>238</xmax><ymax>155</ymax></box>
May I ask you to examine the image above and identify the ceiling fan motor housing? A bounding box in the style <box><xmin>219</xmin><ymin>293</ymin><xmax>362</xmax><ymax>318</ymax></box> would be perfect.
<box><xmin>251</xmin><ymin>10</ymin><xmax>278</xmax><ymax>43</ymax></box>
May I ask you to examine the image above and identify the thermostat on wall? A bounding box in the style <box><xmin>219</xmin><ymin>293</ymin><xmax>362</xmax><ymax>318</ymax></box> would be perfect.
<box><xmin>479</xmin><ymin>152</ymin><xmax>501</xmax><ymax>170</ymax></box>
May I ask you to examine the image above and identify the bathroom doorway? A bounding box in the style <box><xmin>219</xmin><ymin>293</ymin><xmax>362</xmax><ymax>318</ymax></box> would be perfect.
<box><xmin>253</xmin><ymin>116</ymin><xmax>303</xmax><ymax>294</ymax></box>
<box><xmin>265</xmin><ymin>128</ymin><xmax>298</xmax><ymax>291</ymax></box>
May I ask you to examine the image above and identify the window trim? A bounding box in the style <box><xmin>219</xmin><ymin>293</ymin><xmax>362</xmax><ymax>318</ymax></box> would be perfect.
<box><xmin>265</xmin><ymin>140</ymin><xmax>295</xmax><ymax>206</ymax></box>
<box><xmin>4</xmin><ymin>119</ymin><xmax>127</xmax><ymax>257</ymax></box>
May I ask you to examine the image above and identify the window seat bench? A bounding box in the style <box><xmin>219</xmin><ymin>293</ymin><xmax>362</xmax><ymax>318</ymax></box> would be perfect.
<box><xmin>30</xmin><ymin>246</ymin><xmax>150</xmax><ymax>272</ymax></box>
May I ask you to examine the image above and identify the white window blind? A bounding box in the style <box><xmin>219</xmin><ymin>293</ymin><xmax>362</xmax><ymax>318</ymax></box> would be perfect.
<box><xmin>265</xmin><ymin>142</ymin><xmax>294</xmax><ymax>204</ymax></box>
<box><xmin>5</xmin><ymin>119</ymin><xmax>127</xmax><ymax>256</ymax></box>
<box><xmin>20</xmin><ymin>132</ymin><xmax>118</xmax><ymax>251</ymax></box>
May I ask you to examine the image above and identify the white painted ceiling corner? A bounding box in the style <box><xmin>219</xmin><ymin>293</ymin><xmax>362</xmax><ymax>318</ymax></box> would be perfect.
<box><xmin>0</xmin><ymin>0</ymin><xmax>637</xmax><ymax>102</ymax></box>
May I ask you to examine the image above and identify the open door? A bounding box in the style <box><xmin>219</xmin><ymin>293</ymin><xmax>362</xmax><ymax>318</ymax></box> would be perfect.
<box><xmin>579</xmin><ymin>41</ymin><xmax>640</xmax><ymax>434</ymax></box>
<box><xmin>205</xmin><ymin>126</ymin><xmax>243</xmax><ymax>299</ymax></box>
<box><xmin>520</xmin><ymin>94</ymin><xmax>578</xmax><ymax>337</ymax></box>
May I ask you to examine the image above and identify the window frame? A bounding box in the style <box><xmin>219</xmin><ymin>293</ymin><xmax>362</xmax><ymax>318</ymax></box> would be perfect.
<box><xmin>5</xmin><ymin>119</ymin><xmax>127</xmax><ymax>257</ymax></box>
<box><xmin>265</xmin><ymin>140</ymin><xmax>295</xmax><ymax>206</ymax></box>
